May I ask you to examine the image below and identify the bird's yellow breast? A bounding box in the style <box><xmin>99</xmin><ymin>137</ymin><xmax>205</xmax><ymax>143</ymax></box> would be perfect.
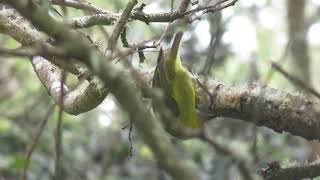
<box><xmin>166</xmin><ymin>56</ymin><xmax>201</xmax><ymax>128</ymax></box>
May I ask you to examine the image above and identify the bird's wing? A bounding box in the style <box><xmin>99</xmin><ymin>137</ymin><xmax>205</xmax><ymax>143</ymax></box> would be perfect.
<box><xmin>152</xmin><ymin>48</ymin><xmax>179</xmax><ymax>117</ymax></box>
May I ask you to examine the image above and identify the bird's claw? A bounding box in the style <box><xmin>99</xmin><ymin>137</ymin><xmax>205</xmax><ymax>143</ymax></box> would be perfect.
<box><xmin>208</xmin><ymin>84</ymin><xmax>223</xmax><ymax>111</ymax></box>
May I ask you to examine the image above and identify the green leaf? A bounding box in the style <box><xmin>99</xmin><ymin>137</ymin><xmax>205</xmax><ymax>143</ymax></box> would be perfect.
<box><xmin>9</xmin><ymin>154</ymin><xmax>27</xmax><ymax>170</ymax></box>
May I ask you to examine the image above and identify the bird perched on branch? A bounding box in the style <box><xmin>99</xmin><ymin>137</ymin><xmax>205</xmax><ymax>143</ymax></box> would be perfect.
<box><xmin>152</xmin><ymin>32</ymin><xmax>203</xmax><ymax>139</ymax></box>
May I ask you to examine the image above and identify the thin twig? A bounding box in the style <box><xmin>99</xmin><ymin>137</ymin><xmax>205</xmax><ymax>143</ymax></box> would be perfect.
<box><xmin>54</xmin><ymin>70</ymin><xmax>66</xmax><ymax>179</ymax></box>
<box><xmin>0</xmin><ymin>45</ymin><xmax>66</xmax><ymax>58</ymax></box>
<box><xmin>156</xmin><ymin>24</ymin><xmax>171</xmax><ymax>46</ymax></box>
<box><xmin>127</xmin><ymin>120</ymin><xmax>133</xmax><ymax>160</ymax></box>
<box><xmin>182</xmin><ymin>0</ymin><xmax>238</xmax><ymax>16</ymax></box>
<box><xmin>120</xmin><ymin>26</ymin><xmax>130</xmax><ymax>47</ymax></box>
<box><xmin>261</xmin><ymin>42</ymin><xmax>291</xmax><ymax>85</ymax></box>
<box><xmin>271</xmin><ymin>62</ymin><xmax>320</xmax><ymax>99</ymax></box>
<box><xmin>199</xmin><ymin>131</ymin><xmax>254</xmax><ymax>180</ymax></box>
<box><xmin>21</xmin><ymin>104</ymin><xmax>55</xmax><ymax>180</ymax></box>
<box><xmin>52</xmin><ymin>0</ymin><xmax>117</xmax><ymax>15</ymax></box>
<box><xmin>115</xmin><ymin>37</ymin><xmax>160</xmax><ymax>63</ymax></box>
<box><xmin>201</xmin><ymin>14</ymin><xmax>222</xmax><ymax>75</ymax></box>
<box><xmin>114</xmin><ymin>24</ymin><xmax>179</xmax><ymax>63</ymax></box>
<box><xmin>57</xmin><ymin>0</ymin><xmax>68</xmax><ymax>17</ymax></box>
<box><xmin>107</xmin><ymin>0</ymin><xmax>138</xmax><ymax>55</ymax></box>
<box><xmin>171</xmin><ymin>0</ymin><xmax>174</xmax><ymax>12</ymax></box>
<box><xmin>117</xmin><ymin>23</ymin><xmax>171</xmax><ymax>62</ymax></box>
<box><xmin>249</xmin><ymin>125</ymin><xmax>259</xmax><ymax>164</ymax></box>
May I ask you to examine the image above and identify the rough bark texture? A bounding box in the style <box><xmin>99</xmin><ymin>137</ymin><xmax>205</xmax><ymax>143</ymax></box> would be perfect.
<box><xmin>196</xmin><ymin>80</ymin><xmax>320</xmax><ymax>140</ymax></box>
<box><xmin>0</xmin><ymin>8</ymin><xmax>108</xmax><ymax>115</ymax></box>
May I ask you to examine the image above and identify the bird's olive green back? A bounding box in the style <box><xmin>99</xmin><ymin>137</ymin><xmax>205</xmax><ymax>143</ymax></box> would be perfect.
<box><xmin>152</xmin><ymin>48</ymin><xmax>180</xmax><ymax>117</ymax></box>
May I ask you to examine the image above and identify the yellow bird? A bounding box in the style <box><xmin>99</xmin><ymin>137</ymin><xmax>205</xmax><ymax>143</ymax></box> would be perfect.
<box><xmin>152</xmin><ymin>32</ymin><xmax>203</xmax><ymax>138</ymax></box>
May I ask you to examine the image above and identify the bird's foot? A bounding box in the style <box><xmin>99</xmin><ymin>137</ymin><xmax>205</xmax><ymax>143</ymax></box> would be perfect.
<box><xmin>196</xmin><ymin>79</ymin><xmax>223</xmax><ymax>112</ymax></box>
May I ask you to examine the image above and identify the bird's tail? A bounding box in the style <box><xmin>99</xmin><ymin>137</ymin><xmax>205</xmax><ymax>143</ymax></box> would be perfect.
<box><xmin>171</xmin><ymin>32</ymin><xmax>183</xmax><ymax>57</ymax></box>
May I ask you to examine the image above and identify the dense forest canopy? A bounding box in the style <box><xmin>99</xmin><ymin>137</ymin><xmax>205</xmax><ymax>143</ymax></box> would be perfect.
<box><xmin>0</xmin><ymin>0</ymin><xmax>320</xmax><ymax>179</ymax></box>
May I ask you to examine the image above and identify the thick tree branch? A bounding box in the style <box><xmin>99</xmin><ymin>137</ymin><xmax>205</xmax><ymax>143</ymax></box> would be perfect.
<box><xmin>0</xmin><ymin>8</ymin><xmax>79</xmax><ymax>73</ymax></box>
<box><xmin>31</xmin><ymin>56</ymin><xmax>108</xmax><ymax>115</ymax></box>
<box><xmin>0</xmin><ymin>8</ymin><xmax>108</xmax><ymax>115</ymax></box>
<box><xmin>52</xmin><ymin>0</ymin><xmax>237</xmax><ymax>25</ymax></box>
<box><xmin>196</xmin><ymin>79</ymin><xmax>320</xmax><ymax>140</ymax></box>
<box><xmin>67</xmin><ymin>14</ymin><xmax>116</xmax><ymax>28</ymax></box>
<box><xmin>261</xmin><ymin>161</ymin><xmax>320</xmax><ymax>180</ymax></box>
<box><xmin>178</xmin><ymin>0</ymin><xmax>190</xmax><ymax>13</ymax></box>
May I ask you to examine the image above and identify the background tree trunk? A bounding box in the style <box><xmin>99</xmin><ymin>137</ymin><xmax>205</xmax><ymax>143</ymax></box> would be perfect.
<box><xmin>286</xmin><ymin>0</ymin><xmax>320</xmax><ymax>160</ymax></box>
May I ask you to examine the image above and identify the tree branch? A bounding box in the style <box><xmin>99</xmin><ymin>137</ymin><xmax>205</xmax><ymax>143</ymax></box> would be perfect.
<box><xmin>200</xmin><ymin>133</ymin><xmax>254</xmax><ymax>180</ymax></box>
<box><xmin>178</xmin><ymin>0</ymin><xmax>191</xmax><ymax>13</ymax></box>
<box><xmin>107</xmin><ymin>0</ymin><xmax>137</xmax><ymax>53</ymax></box>
<box><xmin>0</xmin><ymin>8</ymin><xmax>79</xmax><ymax>73</ymax></box>
<box><xmin>196</xmin><ymin>79</ymin><xmax>320</xmax><ymax>141</ymax></box>
<box><xmin>261</xmin><ymin>161</ymin><xmax>320</xmax><ymax>180</ymax></box>
<box><xmin>31</xmin><ymin>56</ymin><xmax>108</xmax><ymax>115</ymax></box>
<box><xmin>22</xmin><ymin>104</ymin><xmax>55</xmax><ymax>180</ymax></box>
<box><xmin>271</xmin><ymin>62</ymin><xmax>320</xmax><ymax>99</ymax></box>
<box><xmin>0</xmin><ymin>8</ymin><xmax>108</xmax><ymax>115</ymax></box>
<box><xmin>67</xmin><ymin>14</ymin><xmax>116</xmax><ymax>28</ymax></box>
<box><xmin>52</xmin><ymin>0</ymin><xmax>117</xmax><ymax>15</ymax></box>
<box><xmin>52</xmin><ymin>0</ymin><xmax>237</xmax><ymax>25</ymax></box>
